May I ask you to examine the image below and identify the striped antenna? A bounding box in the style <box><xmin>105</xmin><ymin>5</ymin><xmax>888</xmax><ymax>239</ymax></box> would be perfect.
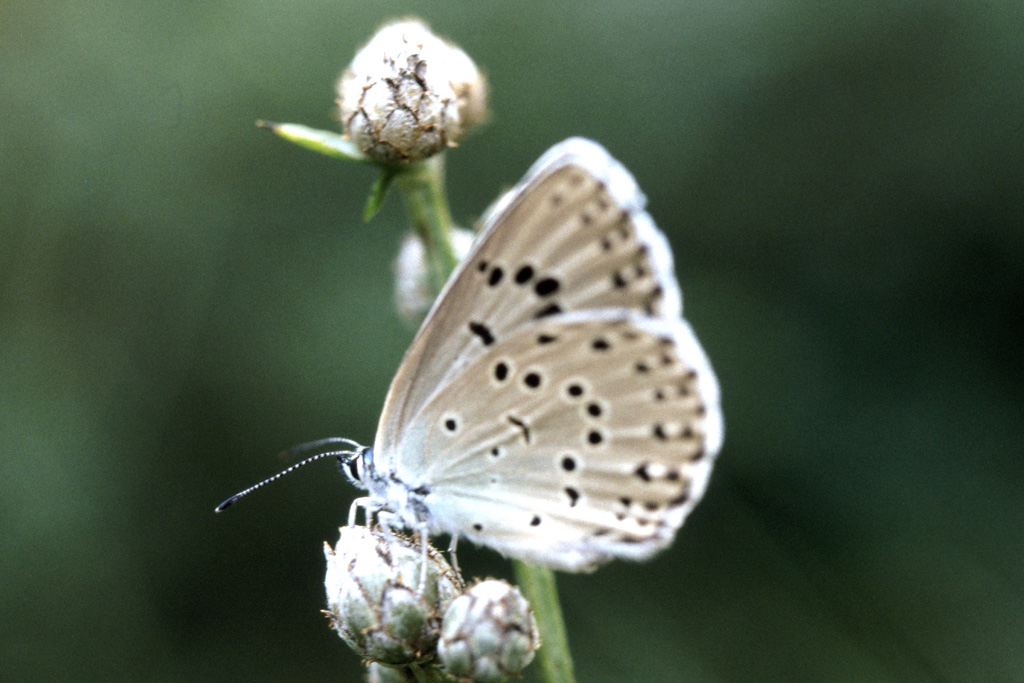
<box><xmin>214</xmin><ymin>438</ymin><xmax>364</xmax><ymax>512</ymax></box>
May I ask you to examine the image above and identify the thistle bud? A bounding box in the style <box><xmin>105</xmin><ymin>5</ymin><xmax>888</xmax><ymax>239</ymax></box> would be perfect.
<box><xmin>324</xmin><ymin>526</ymin><xmax>464</xmax><ymax>666</ymax></box>
<box><xmin>438</xmin><ymin>580</ymin><xmax>539</xmax><ymax>683</ymax></box>
<box><xmin>394</xmin><ymin>227</ymin><xmax>475</xmax><ymax>324</ymax></box>
<box><xmin>337</xmin><ymin>19</ymin><xmax>487</xmax><ymax>163</ymax></box>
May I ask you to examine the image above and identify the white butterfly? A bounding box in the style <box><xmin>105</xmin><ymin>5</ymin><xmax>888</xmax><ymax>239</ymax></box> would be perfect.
<box><xmin>221</xmin><ymin>138</ymin><xmax>723</xmax><ymax>572</ymax></box>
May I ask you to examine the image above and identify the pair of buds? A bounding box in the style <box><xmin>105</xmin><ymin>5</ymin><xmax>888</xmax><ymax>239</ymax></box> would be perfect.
<box><xmin>325</xmin><ymin>525</ymin><xmax>538</xmax><ymax>682</ymax></box>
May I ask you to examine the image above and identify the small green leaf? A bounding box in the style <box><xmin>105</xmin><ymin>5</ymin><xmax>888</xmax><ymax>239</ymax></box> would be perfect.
<box><xmin>257</xmin><ymin>120</ymin><xmax>370</xmax><ymax>163</ymax></box>
<box><xmin>364</xmin><ymin>167</ymin><xmax>398</xmax><ymax>222</ymax></box>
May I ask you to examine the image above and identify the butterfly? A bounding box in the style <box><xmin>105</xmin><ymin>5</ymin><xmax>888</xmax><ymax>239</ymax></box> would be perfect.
<box><xmin>219</xmin><ymin>138</ymin><xmax>723</xmax><ymax>572</ymax></box>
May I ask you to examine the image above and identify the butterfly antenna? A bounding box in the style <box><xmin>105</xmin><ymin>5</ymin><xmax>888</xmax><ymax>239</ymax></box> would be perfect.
<box><xmin>214</xmin><ymin>447</ymin><xmax>360</xmax><ymax>512</ymax></box>
<box><xmin>280</xmin><ymin>437</ymin><xmax>364</xmax><ymax>460</ymax></box>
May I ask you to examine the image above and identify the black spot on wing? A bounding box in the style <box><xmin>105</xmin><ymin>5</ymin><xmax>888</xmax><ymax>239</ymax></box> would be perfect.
<box><xmin>508</xmin><ymin>415</ymin><xmax>532</xmax><ymax>443</ymax></box>
<box><xmin>469</xmin><ymin>321</ymin><xmax>495</xmax><ymax>346</ymax></box>
<box><xmin>534</xmin><ymin>303</ymin><xmax>562</xmax><ymax>319</ymax></box>
<box><xmin>534</xmin><ymin>278</ymin><xmax>560</xmax><ymax>297</ymax></box>
<box><xmin>493</xmin><ymin>361</ymin><xmax>509</xmax><ymax>382</ymax></box>
<box><xmin>565</xmin><ymin>487</ymin><xmax>580</xmax><ymax>507</ymax></box>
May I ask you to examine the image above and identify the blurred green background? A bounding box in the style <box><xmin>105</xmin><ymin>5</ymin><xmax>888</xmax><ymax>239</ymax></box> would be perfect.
<box><xmin>3</xmin><ymin>1</ymin><xmax>1022</xmax><ymax>681</ymax></box>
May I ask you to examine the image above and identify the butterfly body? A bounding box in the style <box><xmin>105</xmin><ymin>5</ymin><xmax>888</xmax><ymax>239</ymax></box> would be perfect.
<box><xmin>346</xmin><ymin>138</ymin><xmax>723</xmax><ymax>572</ymax></box>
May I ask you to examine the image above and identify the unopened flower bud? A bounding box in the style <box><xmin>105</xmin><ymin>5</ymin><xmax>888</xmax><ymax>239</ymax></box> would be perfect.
<box><xmin>394</xmin><ymin>227</ymin><xmax>475</xmax><ymax>324</ymax></box>
<box><xmin>438</xmin><ymin>580</ymin><xmax>539</xmax><ymax>683</ymax></box>
<box><xmin>324</xmin><ymin>526</ymin><xmax>464</xmax><ymax>665</ymax></box>
<box><xmin>337</xmin><ymin>19</ymin><xmax>487</xmax><ymax>163</ymax></box>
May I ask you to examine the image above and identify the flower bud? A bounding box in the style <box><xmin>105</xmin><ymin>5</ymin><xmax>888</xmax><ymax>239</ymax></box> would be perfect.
<box><xmin>438</xmin><ymin>580</ymin><xmax>539</xmax><ymax>683</ymax></box>
<box><xmin>324</xmin><ymin>526</ymin><xmax>464</xmax><ymax>665</ymax></box>
<box><xmin>337</xmin><ymin>19</ymin><xmax>487</xmax><ymax>163</ymax></box>
<box><xmin>394</xmin><ymin>227</ymin><xmax>475</xmax><ymax>324</ymax></box>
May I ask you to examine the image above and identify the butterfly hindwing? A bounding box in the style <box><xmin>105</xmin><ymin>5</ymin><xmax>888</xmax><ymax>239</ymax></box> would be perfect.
<box><xmin>400</xmin><ymin>312</ymin><xmax>721</xmax><ymax>571</ymax></box>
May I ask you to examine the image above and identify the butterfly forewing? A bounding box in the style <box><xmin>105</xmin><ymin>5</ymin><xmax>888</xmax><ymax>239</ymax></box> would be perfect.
<box><xmin>376</xmin><ymin>139</ymin><xmax>683</xmax><ymax>464</ymax></box>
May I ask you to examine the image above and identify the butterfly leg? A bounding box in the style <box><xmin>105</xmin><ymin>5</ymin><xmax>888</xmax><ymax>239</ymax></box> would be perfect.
<box><xmin>447</xmin><ymin>535</ymin><xmax>461</xmax><ymax>577</ymax></box>
<box><xmin>347</xmin><ymin>497</ymin><xmax>363</xmax><ymax>526</ymax></box>
<box><xmin>348</xmin><ymin>496</ymin><xmax>381</xmax><ymax>527</ymax></box>
<box><xmin>375</xmin><ymin>509</ymin><xmax>403</xmax><ymax>544</ymax></box>
<box><xmin>416</xmin><ymin>522</ymin><xmax>431</xmax><ymax>593</ymax></box>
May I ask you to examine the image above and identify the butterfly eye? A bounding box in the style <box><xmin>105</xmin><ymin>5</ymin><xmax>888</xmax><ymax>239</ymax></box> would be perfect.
<box><xmin>345</xmin><ymin>456</ymin><xmax>362</xmax><ymax>483</ymax></box>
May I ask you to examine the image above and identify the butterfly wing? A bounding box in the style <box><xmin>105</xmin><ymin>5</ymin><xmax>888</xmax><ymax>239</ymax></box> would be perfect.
<box><xmin>401</xmin><ymin>311</ymin><xmax>722</xmax><ymax>571</ymax></box>
<box><xmin>375</xmin><ymin>138</ymin><xmax>686</xmax><ymax>472</ymax></box>
<box><xmin>370</xmin><ymin>137</ymin><xmax>722</xmax><ymax>570</ymax></box>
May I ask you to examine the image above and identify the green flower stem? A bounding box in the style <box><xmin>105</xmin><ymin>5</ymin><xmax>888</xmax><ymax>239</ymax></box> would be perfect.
<box><xmin>391</xmin><ymin>154</ymin><xmax>577</xmax><ymax>683</ymax></box>
<box><xmin>394</xmin><ymin>156</ymin><xmax>461</xmax><ymax>295</ymax></box>
<box><xmin>513</xmin><ymin>563</ymin><xmax>577</xmax><ymax>683</ymax></box>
